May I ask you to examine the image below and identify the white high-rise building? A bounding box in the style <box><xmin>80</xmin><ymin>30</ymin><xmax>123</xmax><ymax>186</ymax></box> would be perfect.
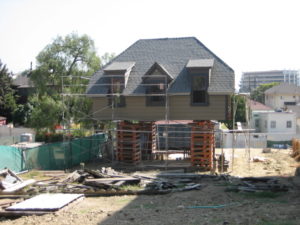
<box><xmin>239</xmin><ymin>70</ymin><xmax>299</xmax><ymax>93</ymax></box>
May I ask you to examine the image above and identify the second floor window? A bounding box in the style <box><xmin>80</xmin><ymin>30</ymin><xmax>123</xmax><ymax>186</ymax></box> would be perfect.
<box><xmin>107</xmin><ymin>77</ymin><xmax>126</xmax><ymax>108</ymax></box>
<box><xmin>191</xmin><ymin>73</ymin><xmax>208</xmax><ymax>105</ymax></box>
<box><xmin>146</xmin><ymin>83</ymin><xmax>165</xmax><ymax>106</ymax></box>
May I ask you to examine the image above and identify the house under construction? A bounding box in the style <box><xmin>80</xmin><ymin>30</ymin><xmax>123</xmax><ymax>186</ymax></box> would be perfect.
<box><xmin>86</xmin><ymin>37</ymin><xmax>235</xmax><ymax>169</ymax></box>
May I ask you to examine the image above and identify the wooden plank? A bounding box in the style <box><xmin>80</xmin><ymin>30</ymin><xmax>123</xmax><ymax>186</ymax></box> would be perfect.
<box><xmin>2</xmin><ymin>179</ymin><xmax>36</xmax><ymax>193</ymax></box>
<box><xmin>85</xmin><ymin>177</ymin><xmax>140</xmax><ymax>182</ymax></box>
<box><xmin>157</xmin><ymin>173</ymin><xmax>216</xmax><ymax>178</ymax></box>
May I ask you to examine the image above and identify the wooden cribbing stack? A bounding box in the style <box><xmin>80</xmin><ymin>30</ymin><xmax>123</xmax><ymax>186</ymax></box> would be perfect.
<box><xmin>292</xmin><ymin>138</ymin><xmax>300</xmax><ymax>161</ymax></box>
<box><xmin>190</xmin><ymin>121</ymin><xmax>215</xmax><ymax>169</ymax></box>
<box><xmin>116</xmin><ymin>121</ymin><xmax>153</xmax><ymax>163</ymax></box>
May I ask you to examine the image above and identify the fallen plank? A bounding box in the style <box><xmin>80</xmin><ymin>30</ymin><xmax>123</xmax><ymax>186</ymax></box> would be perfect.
<box><xmin>157</xmin><ymin>173</ymin><xmax>217</xmax><ymax>179</ymax></box>
<box><xmin>62</xmin><ymin>171</ymin><xmax>82</xmax><ymax>183</ymax></box>
<box><xmin>2</xmin><ymin>179</ymin><xmax>36</xmax><ymax>193</ymax></box>
<box><xmin>84</xmin><ymin>168</ymin><xmax>110</xmax><ymax>178</ymax></box>
<box><xmin>241</xmin><ymin>177</ymin><xmax>275</xmax><ymax>182</ymax></box>
<box><xmin>85</xmin><ymin>177</ymin><xmax>140</xmax><ymax>182</ymax></box>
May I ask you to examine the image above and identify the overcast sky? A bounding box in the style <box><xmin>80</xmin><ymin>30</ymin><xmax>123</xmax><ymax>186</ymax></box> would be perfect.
<box><xmin>1</xmin><ymin>0</ymin><xmax>299</xmax><ymax>89</ymax></box>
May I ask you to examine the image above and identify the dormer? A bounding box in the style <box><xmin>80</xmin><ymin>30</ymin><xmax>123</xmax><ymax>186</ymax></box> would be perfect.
<box><xmin>186</xmin><ymin>59</ymin><xmax>214</xmax><ymax>105</ymax></box>
<box><xmin>104</xmin><ymin>61</ymin><xmax>134</xmax><ymax>108</ymax></box>
<box><xmin>104</xmin><ymin>61</ymin><xmax>135</xmax><ymax>89</ymax></box>
<box><xmin>143</xmin><ymin>62</ymin><xmax>173</xmax><ymax>106</ymax></box>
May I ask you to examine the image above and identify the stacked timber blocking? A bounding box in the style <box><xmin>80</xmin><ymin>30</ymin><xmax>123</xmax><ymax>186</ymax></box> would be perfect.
<box><xmin>116</xmin><ymin>121</ymin><xmax>153</xmax><ymax>163</ymax></box>
<box><xmin>190</xmin><ymin>121</ymin><xmax>215</xmax><ymax>169</ymax></box>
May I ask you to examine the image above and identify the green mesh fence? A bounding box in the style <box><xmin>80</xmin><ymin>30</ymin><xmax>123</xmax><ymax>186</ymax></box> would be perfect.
<box><xmin>0</xmin><ymin>134</ymin><xmax>107</xmax><ymax>172</ymax></box>
<box><xmin>24</xmin><ymin>133</ymin><xmax>106</xmax><ymax>170</ymax></box>
<box><xmin>0</xmin><ymin>146</ymin><xmax>23</xmax><ymax>172</ymax></box>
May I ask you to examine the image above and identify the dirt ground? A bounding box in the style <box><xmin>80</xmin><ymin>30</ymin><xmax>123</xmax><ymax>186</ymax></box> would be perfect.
<box><xmin>1</xmin><ymin>148</ymin><xmax>300</xmax><ymax>225</ymax></box>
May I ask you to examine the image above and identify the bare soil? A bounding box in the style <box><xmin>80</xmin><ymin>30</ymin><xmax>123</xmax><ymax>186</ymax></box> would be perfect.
<box><xmin>1</xmin><ymin>148</ymin><xmax>300</xmax><ymax>225</ymax></box>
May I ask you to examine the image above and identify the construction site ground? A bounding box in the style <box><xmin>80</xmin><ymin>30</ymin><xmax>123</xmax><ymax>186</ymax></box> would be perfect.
<box><xmin>1</xmin><ymin>148</ymin><xmax>300</xmax><ymax>225</ymax></box>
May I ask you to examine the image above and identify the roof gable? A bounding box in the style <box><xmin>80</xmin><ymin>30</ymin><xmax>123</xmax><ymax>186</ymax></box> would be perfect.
<box><xmin>143</xmin><ymin>62</ymin><xmax>173</xmax><ymax>81</ymax></box>
<box><xmin>249</xmin><ymin>100</ymin><xmax>273</xmax><ymax>111</ymax></box>
<box><xmin>265</xmin><ymin>83</ymin><xmax>300</xmax><ymax>95</ymax></box>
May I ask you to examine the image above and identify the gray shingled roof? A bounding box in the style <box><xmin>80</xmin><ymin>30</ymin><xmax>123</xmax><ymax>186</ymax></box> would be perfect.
<box><xmin>186</xmin><ymin>59</ymin><xmax>214</xmax><ymax>68</ymax></box>
<box><xmin>104</xmin><ymin>61</ymin><xmax>135</xmax><ymax>72</ymax></box>
<box><xmin>13</xmin><ymin>74</ymin><xmax>33</xmax><ymax>88</ymax></box>
<box><xmin>265</xmin><ymin>83</ymin><xmax>300</xmax><ymax>95</ymax></box>
<box><xmin>87</xmin><ymin>37</ymin><xmax>235</xmax><ymax>96</ymax></box>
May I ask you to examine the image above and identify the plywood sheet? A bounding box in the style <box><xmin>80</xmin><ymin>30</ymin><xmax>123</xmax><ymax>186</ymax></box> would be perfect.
<box><xmin>6</xmin><ymin>194</ymin><xmax>84</xmax><ymax>211</ymax></box>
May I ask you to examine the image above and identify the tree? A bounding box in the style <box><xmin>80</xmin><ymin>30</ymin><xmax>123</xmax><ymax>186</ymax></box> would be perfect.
<box><xmin>31</xmin><ymin>32</ymin><xmax>101</xmax><ymax>95</ymax></box>
<box><xmin>100</xmin><ymin>52</ymin><xmax>115</xmax><ymax>66</ymax></box>
<box><xmin>0</xmin><ymin>60</ymin><xmax>17</xmax><ymax>121</ymax></box>
<box><xmin>250</xmin><ymin>82</ymin><xmax>279</xmax><ymax>104</ymax></box>
<box><xmin>233</xmin><ymin>94</ymin><xmax>246</xmax><ymax>123</ymax></box>
<box><xmin>222</xmin><ymin>94</ymin><xmax>247</xmax><ymax>129</ymax></box>
<box><xmin>28</xmin><ymin>94</ymin><xmax>63</xmax><ymax>132</ymax></box>
<box><xmin>28</xmin><ymin>33</ymin><xmax>103</xmax><ymax>131</ymax></box>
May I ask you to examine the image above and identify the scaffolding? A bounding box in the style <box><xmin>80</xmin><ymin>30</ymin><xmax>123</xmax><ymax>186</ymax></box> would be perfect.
<box><xmin>61</xmin><ymin>74</ymin><xmax>254</xmax><ymax>172</ymax></box>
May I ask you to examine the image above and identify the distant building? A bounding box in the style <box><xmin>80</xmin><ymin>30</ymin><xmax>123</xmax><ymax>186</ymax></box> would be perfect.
<box><xmin>239</xmin><ymin>70</ymin><xmax>299</xmax><ymax>93</ymax></box>
<box><xmin>258</xmin><ymin>111</ymin><xmax>296</xmax><ymax>134</ymax></box>
<box><xmin>285</xmin><ymin>105</ymin><xmax>300</xmax><ymax>133</ymax></box>
<box><xmin>248</xmin><ymin>100</ymin><xmax>273</xmax><ymax>132</ymax></box>
<box><xmin>12</xmin><ymin>72</ymin><xmax>35</xmax><ymax>104</ymax></box>
<box><xmin>265</xmin><ymin>83</ymin><xmax>300</xmax><ymax>109</ymax></box>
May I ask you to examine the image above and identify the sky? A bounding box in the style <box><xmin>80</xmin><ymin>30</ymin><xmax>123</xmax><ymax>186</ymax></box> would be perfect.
<box><xmin>0</xmin><ymin>0</ymin><xmax>300</xmax><ymax>90</ymax></box>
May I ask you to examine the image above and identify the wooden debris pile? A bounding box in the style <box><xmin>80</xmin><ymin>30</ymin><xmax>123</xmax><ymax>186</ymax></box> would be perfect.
<box><xmin>25</xmin><ymin>168</ymin><xmax>207</xmax><ymax>195</ymax></box>
<box><xmin>0</xmin><ymin>169</ymin><xmax>35</xmax><ymax>194</ymax></box>
<box><xmin>225</xmin><ymin>177</ymin><xmax>289</xmax><ymax>193</ymax></box>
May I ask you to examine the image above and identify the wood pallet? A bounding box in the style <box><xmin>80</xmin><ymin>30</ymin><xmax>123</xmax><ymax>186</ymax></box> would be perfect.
<box><xmin>190</xmin><ymin>121</ymin><xmax>215</xmax><ymax>169</ymax></box>
<box><xmin>116</xmin><ymin>121</ymin><xmax>153</xmax><ymax>163</ymax></box>
<box><xmin>292</xmin><ymin>138</ymin><xmax>300</xmax><ymax>161</ymax></box>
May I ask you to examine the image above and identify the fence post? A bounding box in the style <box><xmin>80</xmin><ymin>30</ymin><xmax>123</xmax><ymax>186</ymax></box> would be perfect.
<box><xmin>69</xmin><ymin>139</ymin><xmax>73</xmax><ymax>168</ymax></box>
<box><xmin>89</xmin><ymin>136</ymin><xmax>92</xmax><ymax>161</ymax></box>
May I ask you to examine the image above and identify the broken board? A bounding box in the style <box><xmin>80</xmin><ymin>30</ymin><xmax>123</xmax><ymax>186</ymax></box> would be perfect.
<box><xmin>6</xmin><ymin>193</ymin><xmax>84</xmax><ymax>212</ymax></box>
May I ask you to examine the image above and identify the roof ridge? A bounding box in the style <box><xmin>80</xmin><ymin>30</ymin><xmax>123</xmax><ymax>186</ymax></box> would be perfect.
<box><xmin>138</xmin><ymin>36</ymin><xmax>196</xmax><ymax>41</ymax></box>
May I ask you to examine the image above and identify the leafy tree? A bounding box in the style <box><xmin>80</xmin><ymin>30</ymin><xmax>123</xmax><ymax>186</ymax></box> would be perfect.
<box><xmin>100</xmin><ymin>52</ymin><xmax>115</xmax><ymax>66</ymax></box>
<box><xmin>0</xmin><ymin>60</ymin><xmax>17</xmax><ymax>121</ymax></box>
<box><xmin>233</xmin><ymin>94</ymin><xmax>246</xmax><ymax>123</ymax></box>
<box><xmin>28</xmin><ymin>33</ymin><xmax>105</xmax><ymax>131</ymax></box>
<box><xmin>250</xmin><ymin>82</ymin><xmax>279</xmax><ymax>104</ymax></box>
<box><xmin>222</xmin><ymin>94</ymin><xmax>247</xmax><ymax>129</ymax></box>
<box><xmin>31</xmin><ymin>32</ymin><xmax>101</xmax><ymax>95</ymax></box>
<box><xmin>13</xmin><ymin>102</ymin><xmax>34</xmax><ymax>126</ymax></box>
<box><xmin>28</xmin><ymin>94</ymin><xmax>63</xmax><ymax>132</ymax></box>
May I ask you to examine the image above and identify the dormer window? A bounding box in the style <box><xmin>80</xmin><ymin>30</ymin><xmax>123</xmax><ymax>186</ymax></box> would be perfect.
<box><xmin>143</xmin><ymin>62</ymin><xmax>173</xmax><ymax>106</ymax></box>
<box><xmin>103</xmin><ymin>61</ymin><xmax>135</xmax><ymax>108</ymax></box>
<box><xmin>186</xmin><ymin>59</ymin><xmax>213</xmax><ymax>106</ymax></box>
<box><xmin>191</xmin><ymin>71</ymin><xmax>209</xmax><ymax>105</ymax></box>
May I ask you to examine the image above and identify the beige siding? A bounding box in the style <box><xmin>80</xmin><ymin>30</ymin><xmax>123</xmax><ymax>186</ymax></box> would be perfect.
<box><xmin>169</xmin><ymin>95</ymin><xmax>226</xmax><ymax>120</ymax></box>
<box><xmin>91</xmin><ymin>95</ymin><xmax>227</xmax><ymax>121</ymax></box>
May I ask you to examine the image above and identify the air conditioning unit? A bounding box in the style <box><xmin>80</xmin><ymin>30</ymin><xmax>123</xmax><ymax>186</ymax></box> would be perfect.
<box><xmin>20</xmin><ymin>133</ymin><xmax>33</xmax><ymax>143</ymax></box>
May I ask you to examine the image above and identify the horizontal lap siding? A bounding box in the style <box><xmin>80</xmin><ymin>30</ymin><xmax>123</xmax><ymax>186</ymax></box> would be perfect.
<box><xmin>91</xmin><ymin>95</ymin><xmax>227</xmax><ymax>121</ymax></box>
<box><xmin>169</xmin><ymin>95</ymin><xmax>226</xmax><ymax>120</ymax></box>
